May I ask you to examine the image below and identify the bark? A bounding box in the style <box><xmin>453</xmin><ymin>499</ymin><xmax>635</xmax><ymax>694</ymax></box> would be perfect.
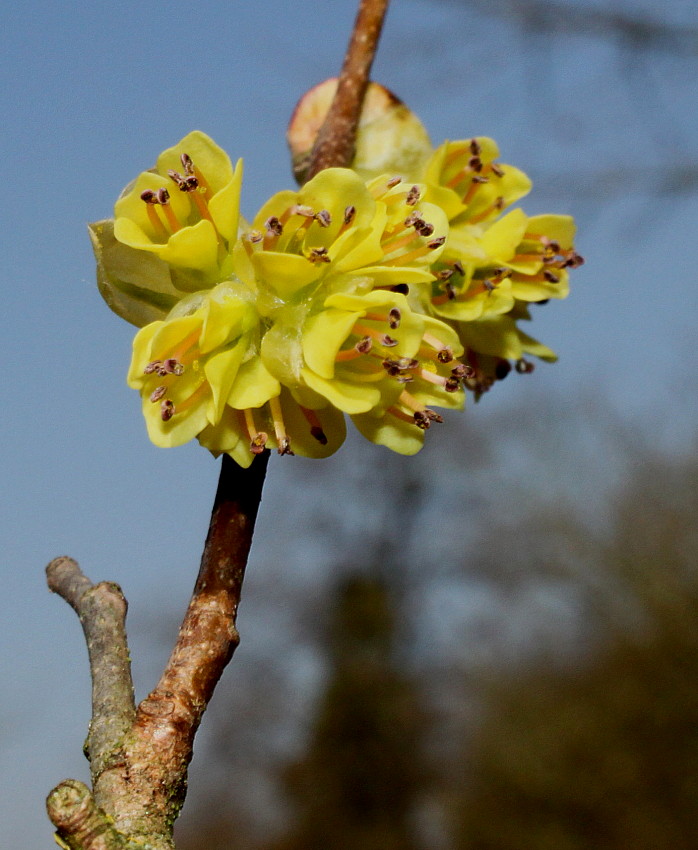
<box><xmin>305</xmin><ymin>0</ymin><xmax>391</xmax><ymax>180</ymax></box>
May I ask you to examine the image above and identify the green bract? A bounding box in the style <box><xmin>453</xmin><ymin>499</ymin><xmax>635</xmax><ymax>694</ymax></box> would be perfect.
<box><xmin>94</xmin><ymin>121</ymin><xmax>583</xmax><ymax>466</ymax></box>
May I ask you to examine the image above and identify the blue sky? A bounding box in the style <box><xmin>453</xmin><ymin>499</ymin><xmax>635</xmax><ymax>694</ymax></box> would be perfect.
<box><xmin>2</xmin><ymin>1</ymin><xmax>697</xmax><ymax>846</ymax></box>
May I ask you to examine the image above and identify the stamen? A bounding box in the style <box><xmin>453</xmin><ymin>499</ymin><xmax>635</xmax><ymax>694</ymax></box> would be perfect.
<box><xmin>382</xmin><ymin>356</ymin><xmax>419</xmax><ymax>377</ymax></box>
<box><xmin>382</xmin><ymin>229</ymin><xmax>421</xmax><ymax>255</ymax></box>
<box><xmin>189</xmin><ymin>189</ymin><xmax>216</xmax><ymax>227</ymax></box>
<box><xmin>263</xmin><ymin>216</ymin><xmax>284</xmax><ymax>248</ymax></box>
<box><xmin>149</xmin><ymin>386</ymin><xmax>167</xmax><ymax>402</ymax></box>
<box><xmin>250</xmin><ymin>432</ymin><xmax>268</xmax><ymax>454</ymax></box>
<box><xmin>451</xmin><ymin>363</ymin><xmax>475</xmax><ymax>379</ymax></box>
<box><xmin>291</xmin><ymin>204</ymin><xmax>315</xmax><ymax>219</ymax></box>
<box><xmin>386</xmin><ymin>176</ymin><xmax>402</xmax><ymax>188</ymax></box>
<box><xmin>180</xmin><ymin>153</ymin><xmax>195</xmax><ymax>175</ymax></box>
<box><xmin>422</xmin><ymin>332</ymin><xmax>453</xmax><ymax>362</ymax></box>
<box><xmin>352</xmin><ymin>324</ymin><xmax>399</xmax><ymax>347</ymax></box>
<box><xmin>300</xmin><ymin>407</ymin><xmax>328</xmax><ymax>445</ymax></box>
<box><xmin>160</xmin><ymin>399</ymin><xmax>175</xmax><ymax>421</ymax></box>
<box><xmin>405</xmin><ymin>186</ymin><xmax>421</xmax><ymax>206</ymax></box>
<box><xmin>156</xmin><ymin>188</ymin><xmax>182</xmax><ymax>233</ymax></box>
<box><xmin>141</xmin><ymin>190</ymin><xmax>170</xmax><ymax>239</ymax></box>
<box><xmin>388</xmin><ymin>308</ymin><xmax>401</xmax><ymax>329</ymax></box>
<box><xmin>336</xmin><ymin>336</ymin><xmax>372</xmax><ymax>361</ymax></box>
<box><xmin>307</xmin><ymin>246</ymin><xmax>331</xmax><ymax>264</ymax></box>
<box><xmin>269</xmin><ymin>396</ymin><xmax>294</xmax><ymax>455</ymax></box>
<box><xmin>495</xmin><ymin>360</ymin><xmax>512</xmax><ymax>380</ymax></box>
<box><xmin>144</xmin><ymin>360</ymin><xmax>162</xmax><ymax>375</ymax></box>
<box><xmin>515</xmin><ymin>359</ymin><xmax>535</xmax><ymax>374</ymax></box>
<box><xmin>443</xmin><ymin>144</ymin><xmax>472</xmax><ymax>170</ymax></box>
<box><xmin>167</xmin><ymin>169</ymin><xmax>199</xmax><ymax>192</ymax></box>
<box><xmin>419</xmin><ymin>369</ymin><xmax>448</xmax><ymax>388</ymax></box>
<box><xmin>564</xmin><ymin>251</ymin><xmax>585</xmax><ymax>268</ymax></box>
<box><xmin>343</xmin><ymin>205</ymin><xmax>356</xmax><ymax>225</ymax></box>
<box><xmin>387</xmin><ymin>406</ymin><xmax>417</xmax><ymax>424</ymax></box>
<box><xmin>265</xmin><ymin>216</ymin><xmax>283</xmax><ymax>235</ymax></box>
<box><xmin>243</xmin><ymin>408</ymin><xmax>268</xmax><ymax>454</ymax></box>
<box><xmin>469</xmin><ymin>196</ymin><xmax>505</xmax><ymax>224</ymax></box>
<box><xmin>462</xmin><ymin>176</ymin><xmax>488</xmax><ymax>206</ymax></box>
<box><xmin>315</xmin><ymin>209</ymin><xmax>332</xmax><ymax>227</ymax></box>
<box><xmin>543</xmin><ymin>270</ymin><xmax>560</xmax><ymax>283</ymax></box>
<box><xmin>469</xmin><ymin>138</ymin><xmax>481</xmax><ymax>156</ymax></box>
<box><xmin>382</xmin><ymin>237</ymin><xmax>444</xmax><ymax>266</ymax></box>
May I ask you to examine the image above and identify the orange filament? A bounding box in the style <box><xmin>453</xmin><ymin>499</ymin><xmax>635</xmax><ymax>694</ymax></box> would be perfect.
<box><xmin>469</xmin><ymin>198</ymin><xmax>504</xmax><ymax>224</ymax></box>
<box><xmin>387</xmin><ymin>406</ymin><xmax>416</xmax><ymax>423</ymax></box>
<box><xmin>170</xmin><ymin>380</ymin><xmax>207</xmax><ymax>415</ymax></box>
<box><xmin>397</xmin><ymin>390</ymin><xmax>424</xmax><ymax>413</ymax></box>
<box><xmin>421</xmin><ymin>332</ymin><xmax>447</xmax><ymax>352</ymax></box>
<box><xmin>446</xmin><ymin>166</ymin><xmax>475</xmax><ymax>190</ymax></box>
<box><xmin>510</xmin><ymin>252</ymin><xmax>544</xmax><ymax>263</ymax></box>
<box><xmin>300</xmin><ymin>406</ymin><xmax>321</xmax><ymax>429</ymax></box>
<box><xmin>381</xmin><ymin>192</ymin><xmax>408</xmax><ymax>207</ymax></box>
<box><xmin>419</xmin><ymin>369</ymin><xmax>446</xmax><ymax>388</ymax></box>
<box><xmin>335</xmin><ymin>347</ymin><xmax>365</xmax><ymax>362</ymax></box>
<box><xmin>243</xmin><ymin>408</ymin><xmax>259</xmax><ymax>441</ymax></box>
<box><xmin>352</xmin><ymin>323</ymin><xmax>395</xmax><ymax>344</ymax></box>
<box><xmin>383</xmin><ymin>243</ymin><xmax>436</xmax><ymax>266</ymax></box>
<box><xmin>146</xmin><ymin>204</ymin><xmax>169</xmax><ymax>240</ymax></box>
<box><xmin>462</xmin><ymin>179</ymin><xmax>484</xmax><ymax>207</ymax></box>
<box><xmin>192</xmin><ymin>166</ymin><xmax>211</xmax><ymax>198</ymax></box>
<box><xmin>167</xmin><ymin>329</ymin><xmax>202</xmax><ymax>364</ymax></box>
<box><xmin>189</xmin><ymin>189</ymin><xmax>216</xmax><ymax>227</ymax></box>
<box><xmin>443</xmin><ymin>145</ymin><xmax>471</xmax><ymax>170</ymax></box>
<box><xmin>381</xmin><ymin>229</ymin><xmax>420</xmax><ymax>255</ymax></box>
<box><xmin>160</xmin><ymin>202</ymin><xmax>182</xmax><ymax>233</ymax></box>
<box><xmin>269</xmin><ymin>395</ymin><xmax>289</xmax><ymax>447</ymax></box>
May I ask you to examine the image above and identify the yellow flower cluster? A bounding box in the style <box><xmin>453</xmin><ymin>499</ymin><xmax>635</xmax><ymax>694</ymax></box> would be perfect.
<box><xmin>92</xmin><ymin>130</ymin><xmax>582</xmax><ymax>466</ymax></box>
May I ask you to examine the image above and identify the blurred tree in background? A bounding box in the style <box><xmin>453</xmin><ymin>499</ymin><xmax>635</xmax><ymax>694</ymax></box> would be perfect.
<box><xmin>452</xmin><ymin>448</ymin><xmax>698</xmax><ymax>850</ymax></box>
<box><xmin>270</xmin><ymin>575</ymin><xmax>427</xmax><ymax>850</ymax></box>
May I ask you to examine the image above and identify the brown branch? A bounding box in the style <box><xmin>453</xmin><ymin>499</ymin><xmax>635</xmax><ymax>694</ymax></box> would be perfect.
<box><xmin>46</xmin><ymin>557</ymin><xmax>136</xmax><ymax>782</ymax></box>
<box><xmin>46</xmin><ymin>454</ymin><xmax>269</xmax><ymax>848</ymax></box>
<box><xmin>305</xmin><ymin>0</ymin><xmax>391</xmax><ymax>178</ymax></box>
<box><xmin>104</xmin><ymin>452</ymin><xmax>270</xmax><ymax>840</ymax></box>
<box><xmin>47</xmin><ymin>1</ymin><xmax>390</xmax><ymax>845</ymax></box>
<box><xmin>46</xmin><ymin>781</ymin><xmax>130</xmax><ymax>850</ymax></box>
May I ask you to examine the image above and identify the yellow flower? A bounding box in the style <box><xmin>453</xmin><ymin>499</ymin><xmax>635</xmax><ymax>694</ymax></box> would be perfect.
<box><xmin>100</xmin><ymin>124</ymin><xmax>583</xmax><ymax>466</ymax></box>
<box><xmin>198</xmin><ymin>385</ymin><xmax>346</xmax><ymax>467</ymax></box>
<box><xmin>295</xmin><ymin>290</ymin><xmax>468</xmax><ymax>454</ymax></box>
<box><xmin>114</xmin><ymin>131</ymin><xmax>243</xmax><ymax>285</ymax></box>
<box><xmin>423</xmin><ymin>138</ymin><xmax>532</xmax><ymax>225</ymax></box>
<box><xmin>127</xmin><ymin>281</ymin><xmax>257</xmax><ymax>448</ymax></box>
<box><xmin>245</xmin><ymin>168</ymin><xmax>444</xmax><ymax>302</ymax></box>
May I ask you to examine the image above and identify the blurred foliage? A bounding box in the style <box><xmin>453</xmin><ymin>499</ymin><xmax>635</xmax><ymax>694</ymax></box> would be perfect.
<box><xmin>453</xmin><ymin>450</ymin><xmax>698</xmax><ymax>849</ymax></box>
<box><xmin>269</xmin><ymin>575</ymin><xmax>428</xmax><ymax>850</ymax></box>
